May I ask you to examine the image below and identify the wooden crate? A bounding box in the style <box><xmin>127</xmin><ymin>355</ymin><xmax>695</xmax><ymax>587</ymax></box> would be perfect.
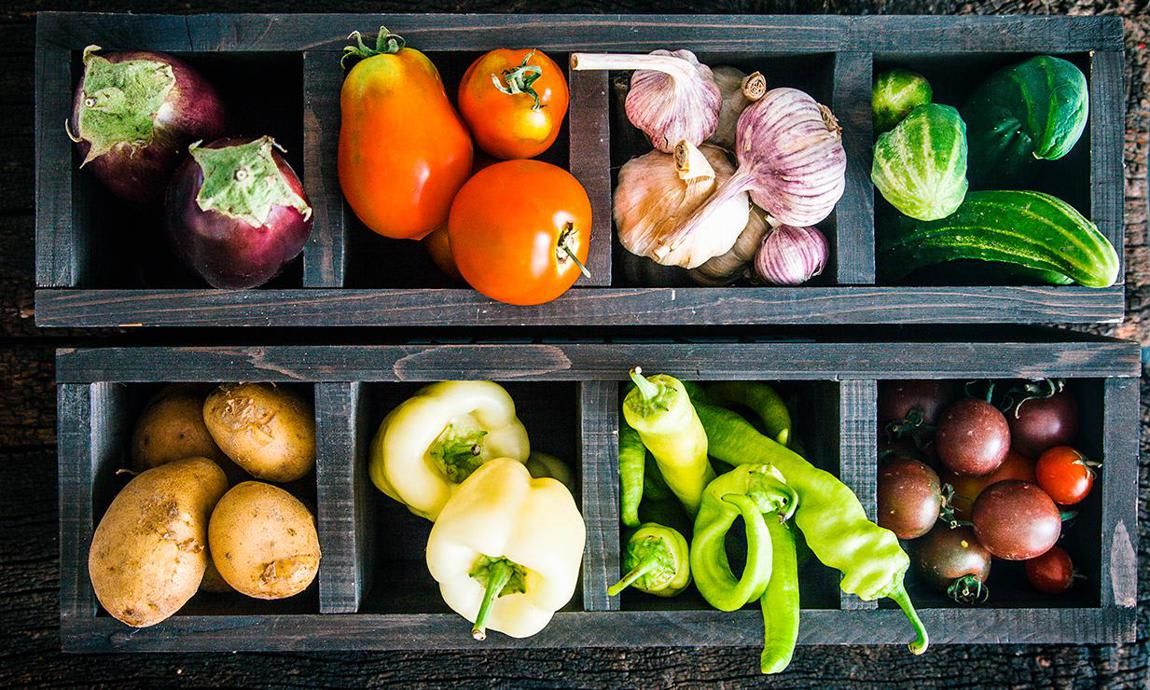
<box><xmin>55</xmin><ymin>338</ymin><xmax>1140</xmax><ymax>652</ymax></box>
<box><xmin>35</xmin><ymin>13</ymin><xmax>1125</xmax><ymax>328</ymax></box>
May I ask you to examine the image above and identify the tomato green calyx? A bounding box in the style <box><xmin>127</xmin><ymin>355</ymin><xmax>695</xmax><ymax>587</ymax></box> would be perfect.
<box><xmin>341</xmin><ymin>26</ymin><xmax>406</xmax><ymax>69</ymax></box>
<box><xmin>1003</xmin><ymin>378</ymin><xmax>1063</xmax><ymax>418</ymax></box>
<box><xmin>556</xmin><ymin>222</ymin><xmax>590</xmax><ymax>278</ymax></box>
<box><xmin>469</xmin><ymin>556</ymin><xmax>527</xmax><ymax>641</ymax></box>
<box><xmin>492</xmin><ymin>50</ymin><xmax>545</xmax><ymax>110</ymax></box>
<box><xmin>947</xmin><ymin>574</ymin><xmax>989</xmax><ymax>605</ymax></box>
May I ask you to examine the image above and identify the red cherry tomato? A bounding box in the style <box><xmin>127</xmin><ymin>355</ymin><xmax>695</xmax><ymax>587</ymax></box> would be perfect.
<box><xmin>1035</xmin><ymin>446</ymin><xmax>1097</xmax><ymax>506</ymax></box>
<box><xmin>1025</xmin><ymin>545</ymin><xmax>1076</xmax><ymax>594</ymax></box>
<box><xmin>448</xmin><ymin>160</ymin><xmax>591</xmax><ymax>306</ymax></box>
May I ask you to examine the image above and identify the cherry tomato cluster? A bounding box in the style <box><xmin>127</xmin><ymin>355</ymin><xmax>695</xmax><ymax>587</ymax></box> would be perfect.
<box><xmin>876</xmin><ymin>378</ymin><xmax>1096</xmax><ymax>603</ymax></box>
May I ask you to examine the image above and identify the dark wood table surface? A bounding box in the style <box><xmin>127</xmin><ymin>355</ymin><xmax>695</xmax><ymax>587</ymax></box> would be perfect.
<box><xmin>3</xmin><ymin>1</ymin><xmax>1147</xmax><ymax>687</ymax></box>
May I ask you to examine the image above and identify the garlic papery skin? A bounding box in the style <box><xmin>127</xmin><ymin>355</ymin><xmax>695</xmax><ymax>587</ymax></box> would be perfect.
<box><xmin>754</xmin><ymin>224</ymin><xmax>829</xmax><ymax>286</ymax></box>
<box><xmin>689</xmin><ymin>205</ymin><xmax>769</xmax><ymax>285</ymax></box>
<box><xmin>709</xmin><ymin>66</ymin><xmax>766</xmax><ymax>150</ymax></box>
<box><xmin>571</xmin><ymin>50</ymin><xmax>721</xmax><ymax>152</ymax></box>
<box><xmin>614</xmin><ymin>140</ymin><xmax>749</xmax><ymax>269</ymax></box>
<box><xmin>657</xmin><ymin>87</ymin><xmax>846</xmax><ymax>256</ymax></box>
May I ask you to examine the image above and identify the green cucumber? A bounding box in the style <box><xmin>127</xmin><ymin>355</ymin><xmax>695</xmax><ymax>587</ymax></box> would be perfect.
<box><xmin>872</xmin><ymin>103</ymin><xmax>968</xmax><ymax>221</ymax></box>
<box><xmin>878</xmin><ymin>190</ymin><xmax>1118</xmax><ymax>288</ymax></box>
<box><xmin>872</xmin><ymin>68</ymin><xmax>933</xmax><ymax>133</ymax></box>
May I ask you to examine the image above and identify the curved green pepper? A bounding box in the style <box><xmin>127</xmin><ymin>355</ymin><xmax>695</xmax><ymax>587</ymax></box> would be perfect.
<box><xmin>618</xmin><ymin>425</ymin><xmax>647</xmax><ymax>528</ymax></box>
<box><xmin>695</xmin><ymin>400</ymin><xmax>929</xmax><ymax>654</ymax></box>
<box><xmin>608</xmin><ymin>523</ymin><xmax>690</xmax><ymax>598</ymax></box>
<box><xmin>707</xmin><ymin>381</ymin><xmax>792</xmax><ymax>447</ymax></box>
<box><xmin>691</xmin><ymin>464</ymin><xmax>798</xmax><ymax>612</ymax></box>
<box><xmin>760</xmin><ymin>518</ymin><xmax>800</xmax><ymax>674</ymax></box>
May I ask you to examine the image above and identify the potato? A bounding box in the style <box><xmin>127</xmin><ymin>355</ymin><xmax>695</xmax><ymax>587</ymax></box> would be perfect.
<box><xmin>203</xmin><ymin>383</ymin><xmax>316</xmax><ymax>482</ymax></box>
<box><xmin>131</xmin><ymin>385</ymin><xmax>223</xmax><ymax>470</ymax></box>
<box><xmin>88</xmin><ymin>457</ymin><xmax>228</xmax><ymax>627</ymax></box>
<box><xmin>209</xmin><ymin>481</ymin><xmax>321</xmax><ymax>599</ymax></box>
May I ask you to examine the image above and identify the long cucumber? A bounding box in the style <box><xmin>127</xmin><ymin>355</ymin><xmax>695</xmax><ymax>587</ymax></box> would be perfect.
<box><xmin>878</xmin><ymin>190</ymin><xmax>1118</xmax><ymax>288</ymax></box>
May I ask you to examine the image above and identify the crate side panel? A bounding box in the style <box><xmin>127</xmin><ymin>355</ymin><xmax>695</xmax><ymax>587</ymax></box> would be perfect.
<box><xmin>1099</xmin><ymin>377</ymin><xmax>1139</xmax><ymax>630</ymax></box>
<box><xmin>568</xmin><ymin>70</ymin><xmax>613</xmax><ymax>286</ymax></box>
<box><xmin>831</xmin><ymin>52</ymin><xmax>875</xmax><ymax>285</ymax></box>
<box><xmin>315</xmin><ymin>382</ymin><xmax>362</xmax><ymax>613</ymax></box>
<box><xmin>579</xmin><ymin>381</ymin><xmax>620</xmax><ymax>611</ymax></box>
<box><xmin>302</xmin><ymin>51</ymin><xmax>346</xmax><ymax>288</ymax></box>
<box><xmin>58</xmin><ymin>383</ymin><xmax>94</xmax><ymax>619</ymax></box>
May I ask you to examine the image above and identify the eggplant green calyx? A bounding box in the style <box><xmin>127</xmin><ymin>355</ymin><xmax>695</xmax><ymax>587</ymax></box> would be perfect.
<box><xmin>492</xmin><ymin>50</ymin><xmax>545</xmax><ymax>110</ymax></box>
<box><xmin>71</xmin><ymin>45</ymin><xmax>176</xmax><ymax>166</ymax></box>
<box><xmin>341</xmin><ymin>26</ymin><xmax>406</xmax><ymax>69</ymax></box>
<box><xmin>469</xmin><ymin>555</ymin><xmax>528</xmax><ymax>641</ymax></box>
<box><xmin>190</xmin><ymin>136</ymin><xmax>312</xmax><ymax>227</ymax></box>
<box><xmin>430</xmin><ymin>423</ymin><xmax>490</xmax><ymax>483</ymax></box>
<box><xmin>626</xmin><ymin>367</ymin><xmax>675</xmax><ymax>415</ymax></box>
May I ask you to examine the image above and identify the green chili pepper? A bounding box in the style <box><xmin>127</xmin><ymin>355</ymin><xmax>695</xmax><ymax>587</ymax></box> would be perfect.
<box><xmin>760</xmin><ymin>518</ymin><xmax>800</xmax><ymax>674</ymax></box>
<box><xmin>608</xmin><ymin>523</ymin><xmax>691</xmax><ymax>598</ymax></box>
<box><xmin>691</xmin><ymin>464</ymin><xmax>798</xmax><ymax>612</ymax></box>
<box><xmin>694</xmin><ymin>400</ymin><xmax>929</xmax><ymax>654</ymax></box>
<box><xmin>708</xmin><ymin>381</ymin><xmax>792</xmax><ymax>447</ymax></box>
<box><xmin>623</xmin><ymin>367</ymin><xmax>714</xmax><ymax>517</ymax></box>
<box><xmin>639</xmin><ymin>456</ymin><xmax>691</xmax><ymax>534</ymax></box>
<box><xmin>619</xmin><ymin>425</ymin><xmax>647</xmax><ymax>528</ymax></box>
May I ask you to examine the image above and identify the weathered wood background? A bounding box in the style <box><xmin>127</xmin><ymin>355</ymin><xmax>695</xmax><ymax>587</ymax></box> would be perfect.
<box><xmin>2</xmin><ymin>0</ymin><xmax>1147</xmax><ymax>687</ymax></box>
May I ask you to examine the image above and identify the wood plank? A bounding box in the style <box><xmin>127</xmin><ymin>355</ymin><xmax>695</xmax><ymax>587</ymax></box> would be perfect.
<box><xmin>34</xmin><ymin>35</ymin><xmax>77</xmax><ymax>287</ymax></box>
<box><xmin>314</xmin><ymin>382</ymin><xmax>360</xmax><ymax>613</ymax></box>
<box><xmin>578</xmin><ymin>381</ymin><xmax>619</xmax><ymax>612</ymax></box>
<box><xmin>56</xmin><ymin>383</ymin><xmax>93</xmax><ymax>620</ymax></box>
<box><xmin>1098</xmin><ymin>377</ymin><xmax>1139</xmax><ymax>614</ymax></box>
<box><xmin>567</xmin><ymin>69</ymin><xmax>612</xmax><ymax>287</ymax></box>
<box><xmin>59</xmin><ymin>606</ymin><xmax>1136</xmax><ymax>652</ymax></box>
<box><xmin>1090</xmin><ymin>50</ymin><xmax>1125</xmax><ymax>278</ymax></box>
<box><xmin>34</xmin><ymin>285</ymin><xmax>1127</xmax><ymax>327</ymax></box>
<box><xmin>837</xmin><ymin>379</ymin><xmax>878</xmax><ymax>611</ymax></box>
<box><xmin>301</xmin><ymin>51</ymin><xmax>346</xmax><ymax>288</ymax></box>
<box><xmin>831</xmin><ymin>52</ymin><xmax>875</xmax><ymax>285</ymax></box>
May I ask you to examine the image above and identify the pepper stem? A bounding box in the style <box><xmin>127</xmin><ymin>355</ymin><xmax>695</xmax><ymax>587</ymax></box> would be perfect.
<box><xmin>607</xmin><ymin>556</ymin><xmax>660</xmax><ymax>596</ymax></box>
<box><xmin>472</xmin><ymin>559</ymin><xmax>514</xmax><ymax>641</ymax></box>
<box><xmin>629</xmin><ymin>367</ymin><xmax>661</xmax><ymax>403</ymax></box>
<box><xmin>887</xmin><ymin>583</ymin><xmax>929</xmax><ymax>655</ymax></box>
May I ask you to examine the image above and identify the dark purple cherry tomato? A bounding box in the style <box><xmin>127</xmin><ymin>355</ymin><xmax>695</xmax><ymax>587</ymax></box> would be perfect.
<box><xmin>936</xmin><ymin>398</ymin><xmax>1011</xmax><ymax>476</ymax></box>
<box><xmin>972</xmin><ymin>480</ymin><xmax>1061</xmax><ymax>560</ymax></box>
<box><xmin>877</xmin><ymin>456</ymin><xmax>944</xmax><ymax>539</ymax></box>
<box><xmin>1007</xmin><ymin>383</ymin><xmax>1079</xmax><ymax>458</ymax></box>
<box><xmin>914</xmin><ymin>525</ymin><xmax>992</xmax><ymax>604</ymax></box>
<box><xmin>878</xmin><ymin>380</ymin><xmax>957</xmax><ymax>428</ymax></box>
<box><xmin>1025</xmin><ymin>545</ymin><xmax>1076</xmax><ymax>594</ymax></box>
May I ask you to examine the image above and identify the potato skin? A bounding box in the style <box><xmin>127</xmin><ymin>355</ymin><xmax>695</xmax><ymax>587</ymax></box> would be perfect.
<box><xmin>203</xmin><ymin>383</ymin><xmax>316</xmax><ymax>482</ymax></box>
<box><xmin>209</xmin><ymin>481</ymin><xmax>321</xmax><ymax>599</ymax></box>
<box><xmin>131</xmin><ymin>385</ymin><xmax>224</xmax><ymax>470</ymax></box>
<box><xmin>88</xmin><ymin>458</ymin><xmax>228</xmax><ymax>627</ymax></box>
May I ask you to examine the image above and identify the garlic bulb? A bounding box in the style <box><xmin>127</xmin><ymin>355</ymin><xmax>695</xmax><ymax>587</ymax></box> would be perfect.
<box><xmin>709</xmin><ymin>66</ymin><xmax>767</xmax><ymax>150</ymax></box>
<box><xmin>571</xmin><ymin>50</ymin><xmax>721</xmax><ymax>152</ymax></box>
<box><xmin>659</xmin><ymin>87</ymin><xmax>847</xmax><ymax>255</ymax></box>
<box><xmin>689</xmin><ymin>205</ymin><xmax>769</xmax><ymax>285</ymax></box>
<box><xmin>754</xmin><ymin>224</ymin><xmax>829</xmax><ymax>286</ymax></box>
<box><xmin>614</xmin><ymin>140</ymin><xmax>749</xmax><ymax>269</ymax></box>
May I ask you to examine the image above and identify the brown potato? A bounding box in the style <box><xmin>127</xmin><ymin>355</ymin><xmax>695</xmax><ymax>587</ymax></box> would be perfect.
<box><xmin>131</xmin><ymin>385</ymin><xmax>224</xmax><ymax>470</ymax></box>
<box><xmin>209</xmin><ymin>482</ymin><xmax>321</xmax><ymax>599</ymax></box>
<box><xmin>88</xmin><ymin>458</ymin><xmax>228</xmax><ymax>627</ymax></box>
<box><xmin>203</xmin><ymin>383</ymin><xmax>316</xmax><ymax>482</ymax></box>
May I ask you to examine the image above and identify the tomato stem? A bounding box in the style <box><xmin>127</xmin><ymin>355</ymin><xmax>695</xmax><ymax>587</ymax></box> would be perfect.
<box><xmin>492</xmin><ymin>50</ymin><xmax>545</xmax><ymax>110</ymax></box>
<box><xmin>556</xmin><ymin>222</ymin><xmax>591</xmax><ymax>278</ymax></box>
<box><xmin>341</xmin><ymin>26</ymin><xmax>406</xmax><ymax>69</ymax></box>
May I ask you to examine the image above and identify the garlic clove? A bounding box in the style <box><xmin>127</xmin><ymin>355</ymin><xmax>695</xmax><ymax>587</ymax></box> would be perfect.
<box><xmin>710</xmin><ymin>66</ymin><xmax>767</xmax><ymax>151</ymax></box>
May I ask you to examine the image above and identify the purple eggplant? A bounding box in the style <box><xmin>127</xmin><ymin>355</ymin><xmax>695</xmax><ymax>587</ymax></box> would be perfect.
<box><xmin>67</xmin><ymin>45</ymin><xmax>226</xmax><ymax>205</ymax></box>
<box><xmin>166</xmin><ymin>136</ymin><xmax>313</xmax><ymax>289</ymax></box>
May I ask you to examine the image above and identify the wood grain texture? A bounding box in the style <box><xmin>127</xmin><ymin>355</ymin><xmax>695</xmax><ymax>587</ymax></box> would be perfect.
<box><xmin>831</xmin><ymin>51</ymin><xmax>874</xmax><ymax>285</ymax></box>
<box><xmin>301</xmin><ymin>51</ymin><xmax>346</xmax><ymax>288</ymax></box>
<box><xmin>578</xmin><ymin>380</ymin><xmax>619</xmax><ymax>612</ymax></box>
<box><xmin>33</xmin><ymin>32</ymin><xmax>76</xmax><ymax>287</ymax></box>
<box><xmin>837</xmin><ymin>379</ymin><xmax>878</xmax><ymax>611</ymax></box>
<box><xmin>34</xmin><ymin>285</ymin><xmax>1128</xmax><ymax>327</ymax></box>
<box><xmin>567</xmin><ymin>69</ymin><xmax>613</xmax><ymax>287</ymax></box>
<box><xmin>315</xmin><ymin>382</ymin><xmax>360</xmax><ymax>613</ymax></box>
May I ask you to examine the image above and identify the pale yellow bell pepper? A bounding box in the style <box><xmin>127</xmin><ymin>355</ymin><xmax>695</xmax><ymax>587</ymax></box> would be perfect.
<box><xmin>369</xmin><ymin>381</ymin><xmax>530</xmax><ymax>520</ymax></box>
<box><xmin>426</xmin><ymin>458</ymin><xmax>586</xmax><ymax>640</ymax></box>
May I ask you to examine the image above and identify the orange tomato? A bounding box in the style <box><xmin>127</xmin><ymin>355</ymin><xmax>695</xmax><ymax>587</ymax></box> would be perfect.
<box><xmin>338</xmin><ymin>29</ymin><xmax>473</xmax><ymax>240</ymax></box>
<box><xmin>945</xmin><ymin>449</ymin><xmax>1036</xmax><ymax>520</ymax></box>
<box><xmin>458</xmin><ymin>49</ymin><xmax>569</xmax><ymax>160</ymax></box>
<box><xmin>448</xmin><ymin>160</ymin><xmax>591</xmax><ymax>306</ymax></box>
<box><xmin>423</xmin><ymin>225</ymin><xmax>463</xmax><ymax>282</ymax></box>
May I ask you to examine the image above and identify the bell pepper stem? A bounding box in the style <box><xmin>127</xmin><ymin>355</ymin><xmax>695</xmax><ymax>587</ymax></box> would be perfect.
<box><xmin>472</xmin><ymin>559</ymin><xmax>514</xmax><ymax>641</ymax></box>
<box><xmin>888</xmin><ymin>583</ymin><xmax>929</xmax><ymax>655</ymax></box>
<box><xmin>607</xmin><ymin>556</ymin><xmax>661</xmax><ymax>597</ymax></box>
<box><xmin>629</xmin><ymin>367</ymin><xmax>661</xmax><ymax>403</ymax></box>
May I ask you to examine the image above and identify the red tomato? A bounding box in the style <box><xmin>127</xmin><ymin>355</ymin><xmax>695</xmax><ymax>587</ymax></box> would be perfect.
<box><xmin>1025</xmin><ymin>545</ymin><xmax>1076</xmax><ymax>594</ymax></box>
<box><xmin>944</xmin><ymin>450</ymin><xmax>1035</xmax><ymax>521</ymax></box>
<box><xmin>448</xmin><ymin>160</ymin><xmax>591</xmax><ymax>306</ymax></box>
<box><xmin>1035</xmin><ymin>446</ymin><xmax>1097</xmax><ymax>506</ymax></box>
<box><xmin>458</xmin><ymin>49</ymin><xmax>569</xmax><ymax>160</ymax></box>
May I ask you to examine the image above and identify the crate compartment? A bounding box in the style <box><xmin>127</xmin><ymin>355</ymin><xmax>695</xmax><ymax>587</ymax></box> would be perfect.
<box><xmin>80</xmin><ymin>381</ymin><xmax>321</xmax><ymax>619</ymax></box>
<box><xmin>353</xmin><ymin>380</ymin><xmax>584</xmax><ymax>615</ymax></box>
<box><xmin>883</xmin><ymin>377</ymin><xmax>1104</xmax><ymax>611</ymax></box>
<box><xmin>871</xmin><ymin>52</ymin><xmax>1095</xmax><ymax>288</ymax></box>
<box><xmin>67</xmin><ymin>51</ymin><xmax>305</xmax><ymax>290</ymax></box>
<box><xmin>613</xmin><ymin>379</ymin><xmax>842</xmax><ymax>612</ymax></box>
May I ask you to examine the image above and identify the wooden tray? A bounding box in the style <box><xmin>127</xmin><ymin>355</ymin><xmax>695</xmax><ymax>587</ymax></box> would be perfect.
<box><xmin>34</xmin><ymin>13</ymin><xmax>1126</xmax><ymax>328</ymax></box>
<box><xmin>55</xmin><ymin>338</ymin><xmax>1140</xmax><ymax>652</ymax></box>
